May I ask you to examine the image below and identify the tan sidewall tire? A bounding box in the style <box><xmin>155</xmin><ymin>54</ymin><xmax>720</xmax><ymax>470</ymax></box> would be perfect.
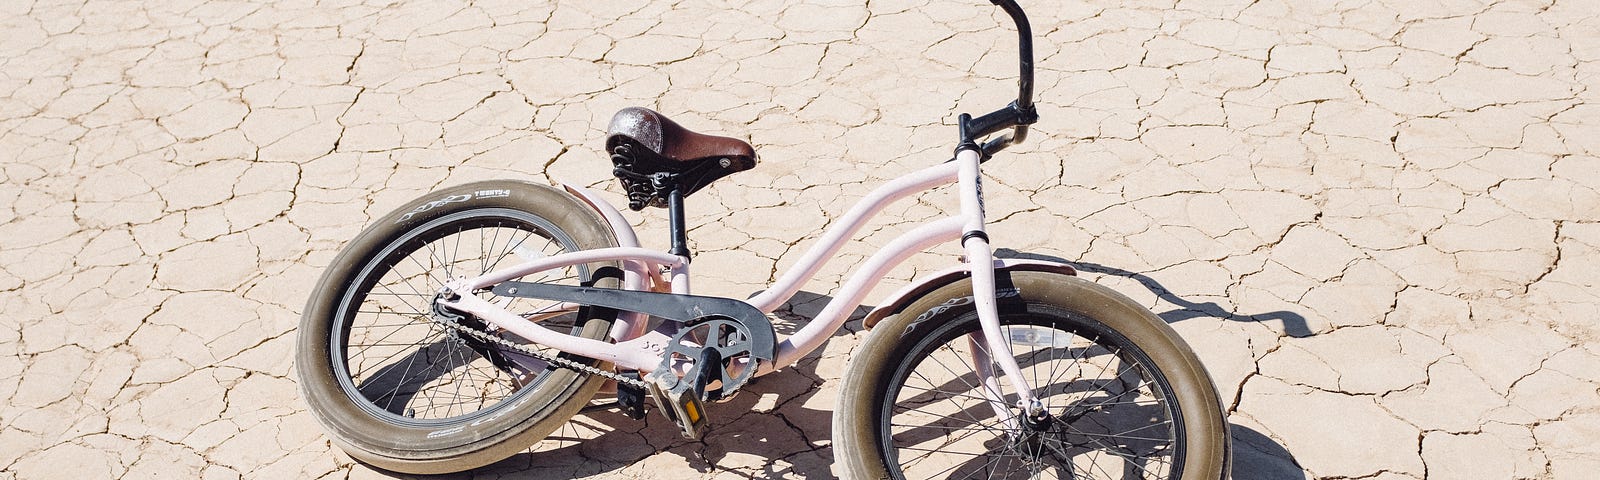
<box><xmin>834</xmin><ymin>271</ymin><xmax>1230</xmax><ymax>479</ymax></box>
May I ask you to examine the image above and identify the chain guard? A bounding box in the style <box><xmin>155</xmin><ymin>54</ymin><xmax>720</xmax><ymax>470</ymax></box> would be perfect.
<box><xmin>489</xmin><ymin>281</ymin><xmax>777</xmax><ymax>366</ymax></box>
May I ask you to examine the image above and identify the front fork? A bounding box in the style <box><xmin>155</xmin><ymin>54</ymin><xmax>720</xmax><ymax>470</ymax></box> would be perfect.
<box><xmin>956</xmin><ymin>148</ymin><xmax>1044</xmax><ymax>430</ymax></box>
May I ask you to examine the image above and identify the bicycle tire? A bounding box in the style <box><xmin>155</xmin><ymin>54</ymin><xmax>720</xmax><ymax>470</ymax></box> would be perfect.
<box><xmin>296</xmin><ymin>181</ymin><xmax>620</xmax><ymax>474</ymax></box>
<box><xmin>835</xmin><ymin>271</ymin><xmax>1229</xmax><ymax>479</ymax></box>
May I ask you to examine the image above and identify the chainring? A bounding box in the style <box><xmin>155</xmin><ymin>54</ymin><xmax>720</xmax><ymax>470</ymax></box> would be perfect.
<box><xmin>661</xmin><ymin>316</ymin><xmax>758</xmax><ymax>401</ymax></box>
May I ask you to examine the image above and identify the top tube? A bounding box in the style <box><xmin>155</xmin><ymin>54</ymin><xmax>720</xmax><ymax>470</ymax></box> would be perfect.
<box><xmin>745</xmin><ymin>160</ymin><xmax>959</xmax><ymax>312</ymax></box>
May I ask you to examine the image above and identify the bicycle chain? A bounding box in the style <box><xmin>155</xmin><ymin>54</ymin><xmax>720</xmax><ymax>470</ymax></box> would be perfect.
<box><xmin>431</xmin><ymin>315</ymin><xmax>649</xmax><ymax>390</ymax></box>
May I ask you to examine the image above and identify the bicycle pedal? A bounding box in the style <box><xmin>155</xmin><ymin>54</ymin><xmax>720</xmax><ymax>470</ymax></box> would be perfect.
<box><xmin>646</xmin><ymin>370</ymin><xmax>707</xmax><ymax>439</ymax></box>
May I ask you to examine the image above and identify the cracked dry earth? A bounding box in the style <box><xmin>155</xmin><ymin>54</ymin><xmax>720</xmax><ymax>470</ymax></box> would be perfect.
<box><xmin>3</xmin><ymin>0</ymin><xmax>1599</xmax><ymax>479</ymax></box>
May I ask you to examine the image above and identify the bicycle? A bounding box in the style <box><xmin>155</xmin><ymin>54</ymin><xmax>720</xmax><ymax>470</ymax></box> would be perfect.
<box><xmin>296</xmin><ymin>1</ymin><xmax>1230</xmax><ymax>478</ymax></box>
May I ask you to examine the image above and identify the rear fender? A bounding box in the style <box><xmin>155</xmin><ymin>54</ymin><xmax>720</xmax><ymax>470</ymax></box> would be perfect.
<box><xmin>562</xmin><ymin>183</ymin><xmax>653</xmax><ymax>340</ymax></box>
<box><xmin>563</xmin><ymin>183</ymin><xmax>640</xmax><ymax>248</ymax></box>
<box><xmin>861</xmin><ymin>259</ymin><xmax>1076</xmax><ymax>329</ymax></box>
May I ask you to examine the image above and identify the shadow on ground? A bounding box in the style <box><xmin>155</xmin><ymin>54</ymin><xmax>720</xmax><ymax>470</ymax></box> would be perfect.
<box><xmin>995</xmin><ymin>249</ymin><xmax>1314</xmax><ymax>337</ymax></box>
<box><xmin>1231</xmin><ymin>423</ymin><xmax>1308</xmax><ymax>480</ymax></box>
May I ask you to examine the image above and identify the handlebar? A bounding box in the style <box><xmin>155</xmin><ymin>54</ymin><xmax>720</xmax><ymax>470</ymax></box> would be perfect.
<box><xmin>956</xmin><ymin>0</ymin><xmax>1037</xmax><ymax>158</ymax></box>
<box><xmin>994</xmin><ymin>0</ymin><xmax>1034</xmax><ymax>142</ymax></box>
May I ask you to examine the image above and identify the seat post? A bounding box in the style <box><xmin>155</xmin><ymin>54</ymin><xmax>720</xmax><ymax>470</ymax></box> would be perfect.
<box><xmin>667</xmin><ymin>187</ymin><xmax>691</xmax><ymax>260</ymax></box>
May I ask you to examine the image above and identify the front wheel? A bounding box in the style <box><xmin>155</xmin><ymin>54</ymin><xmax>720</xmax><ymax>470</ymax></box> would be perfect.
<box><xmin>835</xmin><ymin>271</ymin><xmax>1229</xmax><ymax>479</ymax></box>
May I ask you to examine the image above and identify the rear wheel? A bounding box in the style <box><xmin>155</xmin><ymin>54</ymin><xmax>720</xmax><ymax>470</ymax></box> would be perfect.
<box><xmin>296</xmin><ymin>181</ymin><xmax>620</xmax><ymax>474</ymax></box>
<box><xmin>835</xmin><ymin>271</ymin><xmax>1229</xmax><ymax>479</ymax></box>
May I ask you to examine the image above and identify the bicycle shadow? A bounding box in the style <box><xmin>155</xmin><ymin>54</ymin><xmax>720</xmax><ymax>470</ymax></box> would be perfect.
<box><xmin>1231</xmin><ymin>423</ymin><xmax>1308</xmax><ymax>479</ymax></box>
<box><xmin>993</xmin><ymin>249</ymin><xmax>1313</xmax><ymax>337</ymax></box>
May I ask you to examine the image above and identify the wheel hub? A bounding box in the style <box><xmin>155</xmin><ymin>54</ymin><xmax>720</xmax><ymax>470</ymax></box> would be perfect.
<box><xmin>1009</xmin><ymin>407</ymin><xmax>1086</xmax><ymax>472</ymax></box>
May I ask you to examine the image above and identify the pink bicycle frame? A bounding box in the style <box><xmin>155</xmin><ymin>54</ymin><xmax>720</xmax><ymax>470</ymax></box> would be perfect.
<box><xmin>440</xmin><ymin>148</ymin><xmax>1041</xmax><ymax>407</ymax></box>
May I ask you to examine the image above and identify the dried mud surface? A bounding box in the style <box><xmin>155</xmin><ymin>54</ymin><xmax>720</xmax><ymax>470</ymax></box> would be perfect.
<box><xmin>3</xmin><ymin>0</ymin><xmax>1598</xmax><ymax>479</ymax></box>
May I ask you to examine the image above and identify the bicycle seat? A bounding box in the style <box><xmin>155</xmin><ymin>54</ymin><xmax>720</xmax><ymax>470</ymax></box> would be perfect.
<box><xmin>606</xmin><ymin>107</ymin><xmax>757</xmax><ymax>210</ymax></box>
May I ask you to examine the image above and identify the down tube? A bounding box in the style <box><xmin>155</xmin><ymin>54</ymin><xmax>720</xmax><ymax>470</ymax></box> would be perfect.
<box><xmin>766</xmin><ymin>216</ymin><xmax>964</xmax><ymax>370</ymax></box>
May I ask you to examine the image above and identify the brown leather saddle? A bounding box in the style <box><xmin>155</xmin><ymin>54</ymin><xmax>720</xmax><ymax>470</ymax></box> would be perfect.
<box><xmin>606</xmin><ymin>107</ymin><xmax>757</xmax><ymax>210</ymax></box>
